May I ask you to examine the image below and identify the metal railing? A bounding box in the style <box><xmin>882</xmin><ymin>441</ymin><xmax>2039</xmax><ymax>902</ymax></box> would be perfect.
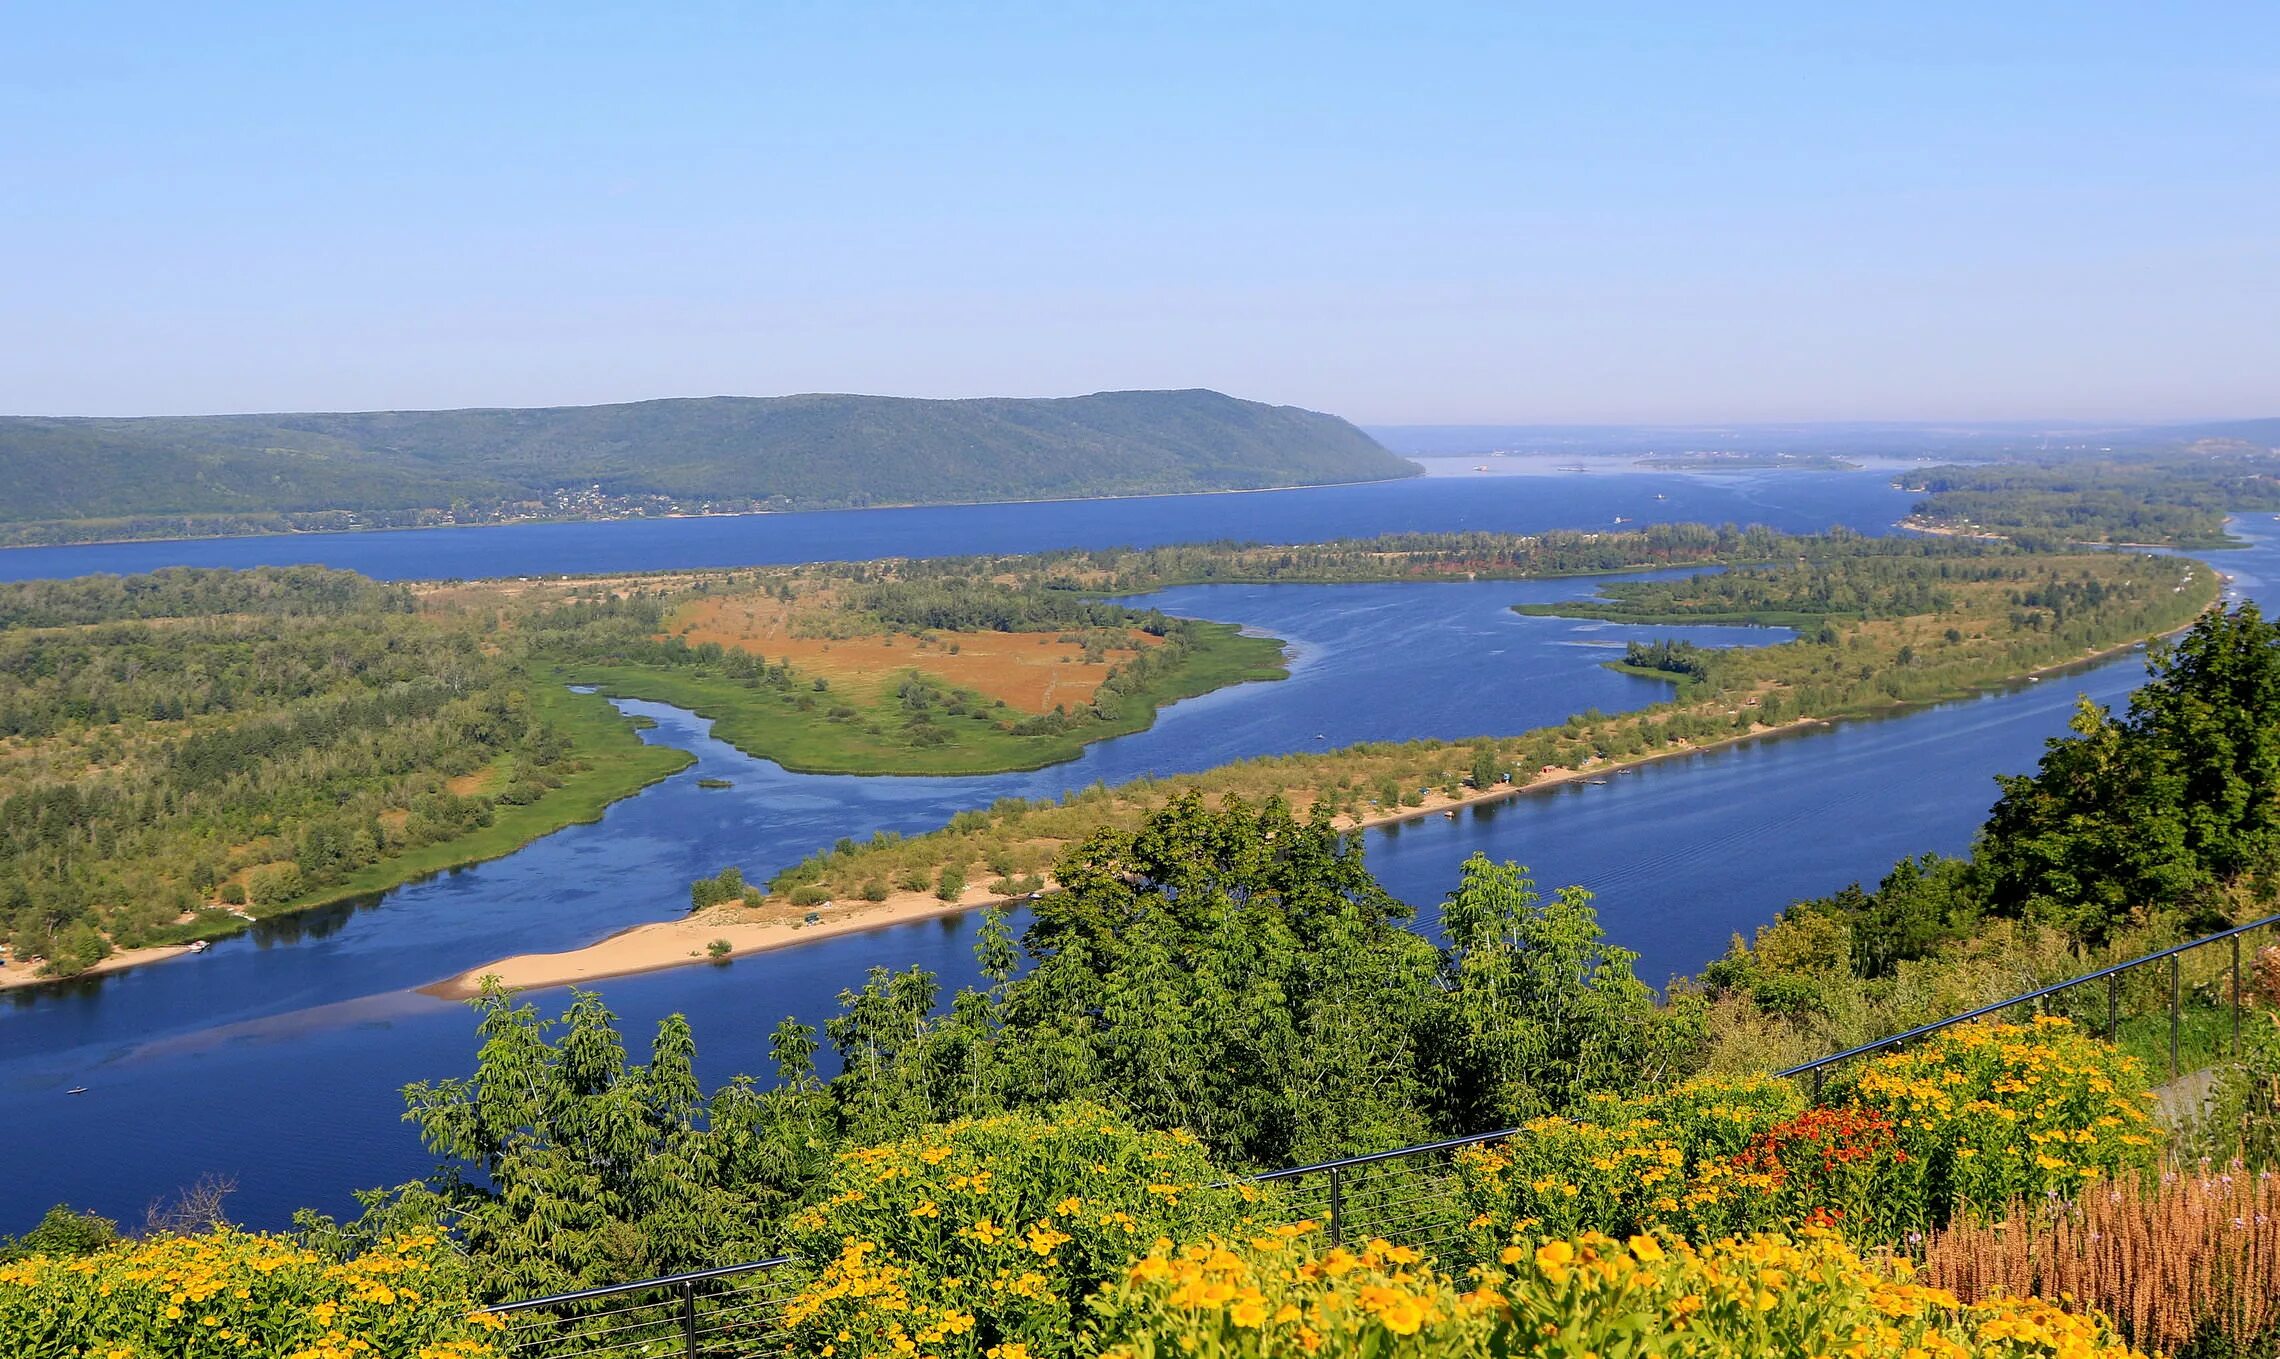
<box><xmin>477</xmin><ymin>1257</ymin><xmax>801</xmax><ymax>1359</ymax></box>
<box><xmin>480</xmin><ymin>911</ymin><xmax>2279</xmax><ymax>1353</ymax></box>
<box><xmin>1780</xmin><ymin>909</ymin><xmax>2278</xmax><ymax>1098</ymax></box>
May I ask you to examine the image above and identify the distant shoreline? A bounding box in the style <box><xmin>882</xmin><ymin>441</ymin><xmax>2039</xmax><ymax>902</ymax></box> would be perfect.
<box><xmin>0</xmin><ymin>471</ymin><xmax>1426</xmax><ymax>557</ymax></box>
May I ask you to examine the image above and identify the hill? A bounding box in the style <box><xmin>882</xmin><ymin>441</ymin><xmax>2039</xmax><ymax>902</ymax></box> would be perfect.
<box><xmin>0</xmin><ymin>389</ymin><xmax>1415</xmax><ymax>543</ymax></box>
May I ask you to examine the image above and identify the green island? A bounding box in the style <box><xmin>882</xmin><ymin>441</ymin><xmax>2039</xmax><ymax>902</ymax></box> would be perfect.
<box><xmin>11</xmin><ymin>602</ymin><xmax>2279</xmax><ymax>1359</ymax></box>
<box><xmin>1899</xmin><ymin>423</ymin><xmax>2280</xmax><ymax>548</ymax></box>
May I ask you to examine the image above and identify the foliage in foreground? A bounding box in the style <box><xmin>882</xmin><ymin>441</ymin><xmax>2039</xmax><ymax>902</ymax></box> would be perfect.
<box><xmin>1454</xmin><ymin>1019</ymin><xmax>2159</xmax><ymax>1250</ymax></box>
<box><xmin>780</xmin><ymin>1106</ymin><xmax>1255</xmax><ymax>1359</ymax></box>
<box><xmin>0</xmin><ymin>1229</ymin><xmax>498</xmax><ymax>1359</ymax></box>
<box><xmin>1092</xmin><ymin>1227</ymin><xmax>2149</xmax><ymax>1359</ymax></box>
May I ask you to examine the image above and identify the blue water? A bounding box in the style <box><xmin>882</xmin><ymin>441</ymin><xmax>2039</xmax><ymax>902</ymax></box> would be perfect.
<box><xmin>1</xmin><ymin>470</ymin><xmax>2260</xmax><ymax>1234</ymax></box>
<box><xmin>0</xmin><ymin>466</ymin><xmax>1907</xmax><ymax>583</ymax></box>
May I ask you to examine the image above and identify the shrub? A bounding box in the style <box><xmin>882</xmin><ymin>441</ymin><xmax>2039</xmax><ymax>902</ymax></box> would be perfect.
<box><xmin>1835</xmin><ymin>1017</ymin><xmax>2161</xmax><ymax>1225</ymax></box>
<box><xmin>779</xmin><ymin>1105</ymin><xmax>1255</xmax><ymax>1359</ymax></box>
<box><xmin>243</xmin><ymin>860</ymin><xmax>303</xmax><ymax>907</ymax></box>
<box><xmin>1093</xmin><ymin>1226</ymin><xmax>2150</xmax><ymax>1359</ymax></box>
<box><xmin>935</xmin><ymin>864</ymin><xmax>966</xmax><ymax>902</ymax></box>
<box><xmin>0</xmin><ymin>1229</ymin><xmax>500</xmax><ymax>1358</ymax></box>
<box><xmin>1454</xmin><ymin>1075</ymin><xmax>1803</xmax><ymax>1244</ymax></box>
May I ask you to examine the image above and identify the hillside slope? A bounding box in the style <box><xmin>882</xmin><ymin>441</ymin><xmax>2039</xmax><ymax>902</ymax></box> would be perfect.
<box><xmin>0</xmin><ymin>390</ymin><xmax>1413</xmax><ymax>531</ymax></box>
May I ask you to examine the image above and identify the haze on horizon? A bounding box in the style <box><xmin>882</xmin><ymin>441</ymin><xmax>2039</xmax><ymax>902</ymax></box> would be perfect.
<box><xmin>5</xmin><ymin>3</ymin><xmax>2274</xmax><ymax>428</ymax></box>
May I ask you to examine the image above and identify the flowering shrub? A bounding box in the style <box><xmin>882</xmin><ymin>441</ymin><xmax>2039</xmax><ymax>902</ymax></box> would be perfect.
<box><xmin>1729</xmin><ymin>1104</ymin><xmax>1905</xmax><ymax>1237</ymax></box>
<box><xmin>779</xmin><ymin>1104</ymin><xmax>1258</xmax><ymax>1359</ymax></box>
<box><xmin>1453</xmin><ymin>1075</ymin><xmax>1803</xmax><ymax>1243</ymax></box>
<box><xmin>1838</xmin><ymin>1017</ymin><xmax>2161</xmax><ymax>1225</ymax></box>
<box><xmin>1094</xmin><ymin>1225</ymin><xmax>2151</xmax><ymax>1358</ymax></box>
<box><xmin>0</xmin><ymin>1229</ymin><xmax>499</xmax><ymax>1359</ymax></box>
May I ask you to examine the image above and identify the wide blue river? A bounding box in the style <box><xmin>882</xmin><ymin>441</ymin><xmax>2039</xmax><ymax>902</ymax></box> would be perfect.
<box><xmin>1</xmin><ymin>466</ymin><xmax>2266</xmax><ymax>1231</ymax></box>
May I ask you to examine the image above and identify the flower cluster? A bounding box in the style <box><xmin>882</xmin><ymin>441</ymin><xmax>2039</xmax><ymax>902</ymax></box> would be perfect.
<box><xmin>1095</xmin><ymin>1225</ymin><xmax>2151</xmax><ymax>1358</ymax></box>
<box><xmin>1453</xmin><ymin>1075</ymin><xmax>1804</xmax><ymax>1243</ymax></box>
<box><xmin>0</xmin><ymin>1229</ymin><xmax>499</xmax><ymax>1359</ymax></box>
<box><xmin>779</xmin><ymin>1103</ymin><xmax>1257</xmax><ymax>1359</ymax></box>
<box><xmin>1459</xmin><ymin>1021</ymin><xmax>2159</xmax><ymax>1253</ymax></box>
<box><xmin>1839</xmin><ymin>1016</ymin><xmax>2161</xmax><ymax>1224</ymax></box>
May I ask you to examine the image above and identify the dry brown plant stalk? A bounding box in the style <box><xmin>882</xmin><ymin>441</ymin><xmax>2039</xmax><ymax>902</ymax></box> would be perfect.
<box><xmin>1916</xmin><ymin>1163</ymin><xmax>2280</xmax><ymax>1355</ymax></box>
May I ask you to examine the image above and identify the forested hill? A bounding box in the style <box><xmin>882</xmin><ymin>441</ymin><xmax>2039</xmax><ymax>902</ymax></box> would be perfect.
<box><xmin>0</xmin><ymin>389</ymin><xmax>1415</xmax><ymax>542</ymax></box>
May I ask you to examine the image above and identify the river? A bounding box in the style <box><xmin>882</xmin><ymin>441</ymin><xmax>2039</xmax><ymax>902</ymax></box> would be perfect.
<box><xmin>2</xmin><ymin>466</ymin><xmax>2264</xmax><ymax>1232</ymax></box>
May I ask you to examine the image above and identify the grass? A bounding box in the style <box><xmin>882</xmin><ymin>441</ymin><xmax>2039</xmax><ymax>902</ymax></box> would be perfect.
<box><xmin>562</xmin><ymin>620</ymin><xmax>1288</xmax><ymax>776</ymax></box>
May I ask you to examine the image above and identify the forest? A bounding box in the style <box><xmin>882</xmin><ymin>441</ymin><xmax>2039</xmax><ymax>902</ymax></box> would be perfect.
<box><xmin>0</xmin><ymin>389</ymin><xmax>1413</xmax><ymax>545</ymax></box>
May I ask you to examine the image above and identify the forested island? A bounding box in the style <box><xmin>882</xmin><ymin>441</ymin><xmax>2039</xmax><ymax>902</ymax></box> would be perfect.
<box><xmin>1900</xmin><ymin>421</ymin><xmax>2280</xmax><ymax>548</ymax></box>
<box><xmin>0</xmin><ymin>389</ymin><xmax>1415</xmax><ymax>546</ymax></box>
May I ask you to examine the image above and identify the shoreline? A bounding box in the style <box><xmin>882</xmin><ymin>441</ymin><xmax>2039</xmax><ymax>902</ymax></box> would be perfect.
<box><xmin>0</xmin><ymin>943</ymin><xmax>193</xmax><ymax>991</ymax></box>
<box><xmin>0</xmin><ymin>472</ymin><xmax>1426</xmax><ymax>556</ymax></box>
<box><xmin>426</xmin><ymin>714</ymin><xmax>1835</xmax><ymax>1000</ymax></box>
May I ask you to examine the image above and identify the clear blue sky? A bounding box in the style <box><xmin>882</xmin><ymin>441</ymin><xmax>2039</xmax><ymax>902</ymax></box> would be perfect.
<box><xmin>5</xmin><ymin>3</ymin><xmax>2274</xmax><ymax>423</ymax></box>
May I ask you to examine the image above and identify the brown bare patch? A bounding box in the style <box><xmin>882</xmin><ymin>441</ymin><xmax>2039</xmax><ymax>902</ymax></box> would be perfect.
<box><xmin>670</xmin><ymin>596</ymin><xmax>1161</xmax><ymax>714</ymax></box>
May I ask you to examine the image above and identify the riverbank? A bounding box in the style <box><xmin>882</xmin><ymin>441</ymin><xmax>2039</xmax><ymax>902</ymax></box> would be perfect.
<box><xmin>430</xmin><ymin>713</ymin><xmax>1837</xmax><ymax>998</ymax></box>
<box><xmin>0</xmin><ymin>685</ymin><xmax>690</xmax><ymax>995</ymax></box>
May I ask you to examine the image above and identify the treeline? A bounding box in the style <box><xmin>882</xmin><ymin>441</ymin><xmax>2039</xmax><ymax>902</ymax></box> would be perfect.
<box><xmin>0</xmin><ymin>569</ymin><xmax>589</xmax><ymax>975</ymax></box>
<box><xmin>1903</xmin><ymin>452</ymin><xmax>2280</xmax><ymax>548</ymax></box>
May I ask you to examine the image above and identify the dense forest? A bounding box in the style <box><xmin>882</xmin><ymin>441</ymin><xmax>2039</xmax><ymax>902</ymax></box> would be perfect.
<box><xmin>0</xmin><ymin>390</ymin><xmax>1414</xmax><ymax>544</ymax></box>
<box><xmin>0</xmin><ymin>569</ymin><xmax>681</xmax><ymax>976</ymax></box>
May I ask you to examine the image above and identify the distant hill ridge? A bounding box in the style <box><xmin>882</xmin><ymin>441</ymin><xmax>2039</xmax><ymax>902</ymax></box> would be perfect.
<box><xmin>0</xmin><ymin>389</ymin><xmax>1415</xmax><ymax>531</ymax></box>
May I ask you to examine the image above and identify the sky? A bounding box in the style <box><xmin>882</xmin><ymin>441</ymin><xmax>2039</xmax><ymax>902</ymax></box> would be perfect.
<box><xmin>3</xmin><ymin>3</ymin><xmax>2275</xmax><ymax>424</ymax></box>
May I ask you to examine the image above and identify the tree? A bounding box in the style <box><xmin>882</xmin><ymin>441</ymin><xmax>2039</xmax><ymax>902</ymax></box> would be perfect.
<box><xmin>1437</xmin><ymin>855</ymin><xmax>1677</xmax><ymax>1126</ymax></box>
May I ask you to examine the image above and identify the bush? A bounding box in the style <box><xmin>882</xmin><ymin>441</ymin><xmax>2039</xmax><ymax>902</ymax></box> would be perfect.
<box><xmin>1835</xmin><ymin>1017</ymin><xmax>2161</xmax><ymax>1226</ymax></box>
<box><xmin>935</xmin><ymin>864</ymin><xmax>966</xmax><ymax>902</ymax></box>
<box><xmin>243</xmin><ymin>860</ymin><xmax>303</xmax><ymax>907</ymax></box>
<box><xmin>1093</xmin><ymin>1227</ymin><xmax>2148</xmax><ymax>1359</ymax></box>
<box><xmin>778</xmin><ymin>1105</ymin><xmax>1256</xmax><ymax>1359</ymax></box>
<box><xmin>1454</xmin><ymin>1075</ymin><xmax>1803</xmax><ymax>1244</ymax></box>
<box><xmin>0</xmin><ymin>1229</ymin><xmax>500</xmax><ymax>1357</ymax></box>
<box><xmin>218</xmin><ymin>882</ymin><xmax>247</xmax><ymax>906</ymax></box>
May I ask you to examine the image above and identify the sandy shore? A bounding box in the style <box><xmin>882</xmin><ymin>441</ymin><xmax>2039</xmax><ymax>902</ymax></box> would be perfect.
<box><xmin>430</xmin><ymin>715</ymin><xmax>1834</xmax><ymax>999</ymax></box>
<box><xmin>0</xmin><ymin>942</ymin><xmax>194</xmax><ymax>993</ymax></box>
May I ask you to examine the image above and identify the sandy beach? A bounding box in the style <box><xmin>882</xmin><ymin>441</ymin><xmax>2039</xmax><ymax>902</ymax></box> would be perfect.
<box><xmin>428</xmin><ymin>714</ymin><xmax>1836</xmax><ymax>999</ymax></box>
<box><xmin>0</xmin><ymin>942</ymin><xmax>194</xmax><ymax>993</ymax></box>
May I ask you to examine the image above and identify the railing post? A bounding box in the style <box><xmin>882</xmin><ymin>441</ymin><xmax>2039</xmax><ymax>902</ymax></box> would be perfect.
<box><xmin>1811</xmin><ymin>1066</ymin><xmax>1825</xmax><ymax>1103</ymax></box>
<box><xmin>1328</xmin><ymin>1164</ymin><xmax>1345</xmax><ymax>1246</ymax></box>
<box><xmin>2235</xmin><ymin>933</ymin><xmax>2244</xmax><ymax>1057</ymax></box>
<box><xmin>680</xmin><ymin>1279</ymin><xmax>697</xmax><ymax>1359</ymax></box>
<box><xmin>2107</xmin><ymin>970</ymin><xmax>2119</xmax><ymax>1040</ymax></box>
<box><xmin>2169</xmin><ymin>953</ymin><xmax>2181</xmax><ymax>1081</ymax></box>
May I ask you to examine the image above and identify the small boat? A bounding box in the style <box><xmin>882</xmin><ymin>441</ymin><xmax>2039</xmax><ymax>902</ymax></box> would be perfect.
<box><xmin>1443</xmin><ymin>809</ymin><xmax>1458</xmax><ymax>820</ymax></box>
<box><xmin>1314</xmin><ymin>733</ymin><xmax>1325</xmax><ymax>740</ymax></box>
<box><xmin>1653</xmin><ymin>493</ymin><xmax>1668</xmax><ymax>501</ymax></box>
<box><xmin>66</xmin><ymin>1087</ymin><xmax>87</xmax><ymax>1096</ymax></box>
<box><xmin>1473</xmin><ymin>465</ymin><xmax>1491</xmax><ymax>472</ymax></box>
<box><xmin>186</xmin><ymin>940</ymin><xmax>209</xmax><ymax>953</ymax></box>
<box><xmin>1586</xmin><ymin>778</ymin><xmax>1609</xmax><ymax>786</ymax></box>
